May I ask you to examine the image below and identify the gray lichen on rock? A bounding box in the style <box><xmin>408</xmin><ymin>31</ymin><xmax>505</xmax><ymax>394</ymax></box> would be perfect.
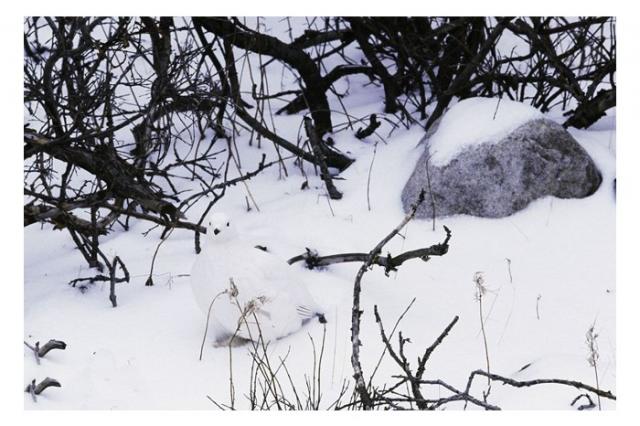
<box><xmin>401</xmin><ymin>119</ymin><xmax>602</xmax><ymax>219</ymax></box>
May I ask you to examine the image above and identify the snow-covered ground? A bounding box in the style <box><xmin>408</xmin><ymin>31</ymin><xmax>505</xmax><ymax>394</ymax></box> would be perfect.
<box><xmin>23</xmin><ymin>19</ymin><xmax>616</xmax><ymax>410</ymax></box>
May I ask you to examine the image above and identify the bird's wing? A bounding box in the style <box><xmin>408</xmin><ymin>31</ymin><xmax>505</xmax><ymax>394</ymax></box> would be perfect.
<box><xmin>192</xmin><ymin>241</ymin><xmax>323</xmax><ymax>342</ymax></box>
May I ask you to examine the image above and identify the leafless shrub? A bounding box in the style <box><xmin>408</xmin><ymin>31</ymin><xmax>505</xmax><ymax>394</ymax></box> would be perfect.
<box><xmin>24</xmin><ymin>16</ymin><xmax>615</xmax><ymax>302</ymax></box>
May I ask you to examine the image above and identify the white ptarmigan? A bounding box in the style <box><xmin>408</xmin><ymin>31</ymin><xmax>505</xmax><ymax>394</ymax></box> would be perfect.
<box><xmin>190</xmin><ymin>212</ymin><xmax>325</xmax><ymax>345</ymax></box>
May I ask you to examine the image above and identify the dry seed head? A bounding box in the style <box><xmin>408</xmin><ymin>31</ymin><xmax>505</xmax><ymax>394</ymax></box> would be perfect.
<box><xmin>228</xmin><ymin>278</ymin><xmax>239</xmax><ymax>298</ymax></box>
<box><xmin>586</xmin><ymin>325</ymin><xmax>600</xmax><ymax>367</ymax></box>
<box><xmin>473</xmin><ymin>271</ymin><xmax>487</xmax><ymax>297</ymax></box>
<box><xmin>243</xmin><ymin>296</ymin><xmax>267</xmax><ymax>316</ymax></box>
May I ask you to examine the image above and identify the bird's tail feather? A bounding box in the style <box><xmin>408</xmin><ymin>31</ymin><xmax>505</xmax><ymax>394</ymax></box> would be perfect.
<box><xmin>297</xmin><ymin>305</ymin><xmax>327</xmax><ymax>324</ymax></box>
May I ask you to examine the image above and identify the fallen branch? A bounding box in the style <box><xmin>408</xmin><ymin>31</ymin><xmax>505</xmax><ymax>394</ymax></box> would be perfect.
<box><xmin>464</xmin><ymin>369</ymin><xmax>617</xmax><ymax>402</ymax></box>
<box><xmin>25</xmin><ymin>377</ymin><xmax>61</xmax><ymax>402</ymax></box>
<box><xmin>37</xmin><ymin>339</ymin><xmax>67</xmax><ymax>357</ymax></box>
<box><xmin>288</xmin><ymin>225</ymin><xmax>451</xmax><ymax>275</ymax></box>
<box><xmin>24</xmin><ymin>339</ymin><xmax>67</xmax><ymax>365</ymax></box>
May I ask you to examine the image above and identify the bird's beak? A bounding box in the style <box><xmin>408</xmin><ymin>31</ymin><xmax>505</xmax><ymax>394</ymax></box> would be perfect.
<box><xmin>213</xmin><ymin>229</ymin><xmax>220</xmax><ymax>235</ymax></box>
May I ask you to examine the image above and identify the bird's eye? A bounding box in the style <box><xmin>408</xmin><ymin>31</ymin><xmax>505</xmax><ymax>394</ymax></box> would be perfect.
<box><xmin>226</xmin><ymin>222</ymin><xmax>230</xmax><ymax>227</ymax></box>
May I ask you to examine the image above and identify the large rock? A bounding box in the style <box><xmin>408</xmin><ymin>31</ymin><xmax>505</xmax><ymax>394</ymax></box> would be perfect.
<box><xmin>401</xmin><ymin>118</ymin><xmax>602</xmax><ymax>218</ymax></box>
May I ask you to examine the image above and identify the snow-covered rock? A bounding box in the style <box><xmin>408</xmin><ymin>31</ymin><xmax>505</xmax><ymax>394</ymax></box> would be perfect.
<box><xmin>427</xmin><ymin>97</ymin><xmax>545</xmax><ymax>167</ymax></box>
<box><xmin>402</xmin><ymin>103</ymin><xmax>602</xmax><ymax>218</ymax></box>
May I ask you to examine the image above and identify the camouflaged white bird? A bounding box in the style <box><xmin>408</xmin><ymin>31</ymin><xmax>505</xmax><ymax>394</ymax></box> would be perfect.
<box><xmin>190</xmin><ymin>212</ymin><xmax>326</xmax><ymax>346</ymax></box>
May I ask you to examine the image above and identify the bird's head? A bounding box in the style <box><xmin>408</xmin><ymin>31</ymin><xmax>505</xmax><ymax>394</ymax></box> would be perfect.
<box><xmin>204</xmin><ymin>212</ymin><xmax>237</xmax><ymax>244</ymax></box>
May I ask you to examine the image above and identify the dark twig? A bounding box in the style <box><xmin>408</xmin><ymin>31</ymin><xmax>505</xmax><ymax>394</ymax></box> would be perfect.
<box><xmin>464</xmin><ymin>369</ymin><xmax>616</xmax><ymax>401</ymax></box>
<box><xmin>146</xmin><ymin>227</ymin><xmax>175</xmax><ymax>287</ymax></box>
<box><xmin>304</xmin><ymin>117</ymin><xmax>343</xmax><ymax>200</ymax></box>
<box><xmin>374</xmin><ymin>306</ymin><xmax>461</xmax><ymax>410</ymax></box>
<box><xmin>24</xmin><ymin>339</ymin><xmax>67</xmax><ymax>364</ymax></box>
<box><xmin>571</xmin><ymin>393</ymin><xmax>597</xmax><ymax>410</ymax></box>
<box><xmin>355</xmin><ymin>114</ymin><xmax>381</xmax><ymax>140</ymax></box>
<box><xmin>416</xmin><ymin>316</ymin><xmax>459</xmax><ymax>379</ymax></box>
<box><xmin>25</xmin><ymin>377</ymin><xmax>62</xmax><ymax>401</ymax></box>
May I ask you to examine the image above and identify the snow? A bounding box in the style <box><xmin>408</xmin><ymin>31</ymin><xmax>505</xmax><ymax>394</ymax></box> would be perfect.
<box><xmin>23</xmin><ymin>114</ymin><xmax>616</xmax><ymax>409</ymax></box>
<box><xmin>428</xmin><ymin>97</ymin><xmax>544</xmax><ymax>166</ymax></box>
<box><xmin>23</xmin><ymin>19</ymin><xmax>616</xmax><ymax>410</ymax></box>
